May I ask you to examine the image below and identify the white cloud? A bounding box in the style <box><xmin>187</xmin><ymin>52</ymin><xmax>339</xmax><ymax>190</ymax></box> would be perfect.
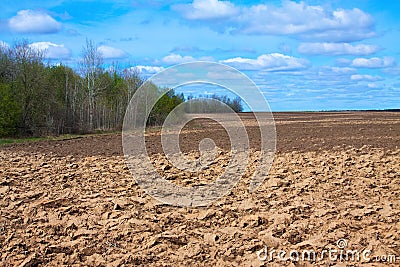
<box><xmin>136</xmin><ymin>65</ymin><xmax>165</xmax><ymax>74</ymax></box>
<box><xmin>172</xmin><ymin>0</ymin><xmax>239</xmax><ymax>20</ymax></box>
<box><xmin>368</xmin><ymin>83</ymin><xmax>379</xmax><ymax>88</ymax></box>
<box><xmin>239</xmin><ymin>3</ymin><xmax>375</xmax><ymax>42</ymax></box>
<box><xmin>174</xmin><ymin>1</ymin><xmax>375</xmax><ymax>42</ymax></box>
<box><xmin>199</xmin><ymin>56</ymin><xmax>215</xmax><ymax>62</ymax></box>
<box><xmin>318</xmin><ymin>66</ymin><xmax>357</xmax><ymax>78</ymax></box>
<box><xmin>162</xmin><ymin>53</ymin><xmax>196</xmax><ymax>64</ymax></box>
<box><xmin>97</xmin><ymin>45</ymin><xmax>127</xmax><ymax>59</ymax></box>
<box><xmin>330</xmin><ymin>67</ymin><xmax>357</xmax><ymax>74</ymax></box>
<box><xmin>8</xmin><ymin>10</ymin><xmax>61</xmax><ymax>34</ymax></box>
<box><xmin>298</xmin><ymin>43</ymin><xmax>380</xmax><ymax>55</ymax></box>
<box><xmin>29</xmin><ymin>42</ymin><xmax>70</xmax><ymax>59</ymax></box>
<box><xmin>220</xmin><ymin>53</ymin><xmax>310</xmax><ymax>71</ymax></box>
<box><xmin>351</xmin><ymin>57</ymin><xmax>395</xmax><ymax>68</ymax></box>
<box><xmin>350</xmin><ymin>74</ymin><xmax>382</xmax><ymax>81</ymax></box>
<box><xmin>160</xmin><ymin>53</ymin><xmax>215</xmax><ymax>65</ymax></box>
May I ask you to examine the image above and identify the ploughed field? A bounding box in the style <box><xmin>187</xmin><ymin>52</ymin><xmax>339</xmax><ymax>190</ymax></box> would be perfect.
<box><xmin>0</xmin><ymin>112</ymin><xmax>399</xmax><ymax>266</ymax></box>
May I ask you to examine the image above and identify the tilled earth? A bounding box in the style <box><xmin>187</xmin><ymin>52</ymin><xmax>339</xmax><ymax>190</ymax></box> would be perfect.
<box><xmin>0</xmin><ymin>112</ymin><xmax>399</xmax><ymax>266</ymax></box>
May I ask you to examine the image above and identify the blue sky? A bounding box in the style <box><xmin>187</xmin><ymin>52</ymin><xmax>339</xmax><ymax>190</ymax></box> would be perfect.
<box><xmin>1</xmin><ymin>0</ymin><xmax>399</xmax><ymax>111</ymax></box>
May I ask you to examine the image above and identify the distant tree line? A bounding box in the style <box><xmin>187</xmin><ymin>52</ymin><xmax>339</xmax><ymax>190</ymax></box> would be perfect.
<box><xmin>0</xmin><ymin>39</ymin><xmax>243</xmax><ymax>137</ymax></box>
<box><xmin>185</xmin><ymin>94</ymin><xmax>243</xmax><ymax>113</ymax></box>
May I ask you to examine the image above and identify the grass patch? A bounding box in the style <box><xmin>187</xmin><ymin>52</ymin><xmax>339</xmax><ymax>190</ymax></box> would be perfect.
<box><xmin>0</xmin><ymin>136</ymin><xmax>46</xmax><ymax>145</ymax></box>
<box><xmin>0</xmin><ymin>133</ymin><xmax>103</xmax><ymax>146</ymax></box>
<box><xmin>0</xmin><ymin>130</ymin><xmax>126</xmax><ymax>146</ymax></box>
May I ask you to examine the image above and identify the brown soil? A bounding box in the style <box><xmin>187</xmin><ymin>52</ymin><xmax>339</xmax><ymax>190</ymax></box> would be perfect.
<box><xmin>0</xmin><ymin>112</ymin><xmax>399</xmax><ymax>266</ymax></box>
<box><xmin>2</xmin><ymin>112</ymin><xmax>399</xmax><ymax>157</ymax></box>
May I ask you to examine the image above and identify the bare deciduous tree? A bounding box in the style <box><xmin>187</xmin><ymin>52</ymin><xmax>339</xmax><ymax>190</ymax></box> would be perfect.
<box><xmin>80</xmin><ymin>39</ymin><xmax>103</xmax><ymax>131</ymax></box>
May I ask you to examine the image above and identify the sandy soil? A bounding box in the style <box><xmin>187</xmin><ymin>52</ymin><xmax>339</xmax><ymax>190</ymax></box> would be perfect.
<box><xmin>0</xmin><ymin>112</ymin><xmax>399</xmax><ymax>266</ymax></box>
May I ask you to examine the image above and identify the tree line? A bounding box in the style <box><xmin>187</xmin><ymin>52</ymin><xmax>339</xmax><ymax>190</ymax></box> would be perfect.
<box><xmin>0</xmin><ymin>39</ymin><xmax>243</xmax><ymax>137</ymax></box>
<box><xmin>185</xmin><ymin>94</ymin><xmax>243</xmax><ymax>113</ymax></box>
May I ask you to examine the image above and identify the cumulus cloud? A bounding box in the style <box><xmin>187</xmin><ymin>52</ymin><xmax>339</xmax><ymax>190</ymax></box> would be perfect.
<box><xmin>174</xmin><ymin>1</ymin><xmax>375</xmax><ymax>42</ymax></box>
<box><xmin>220</xmin><ymin>53</ymin><xmax>310</xmax><ymax>71</ymax></box>
<box><xmin>172</xmin><ymin>0</ymin><xmax>239</xmax><ymax>20</ymax></box>
<box><xmin>162</xmin><ymin>53</ymin><xmax>196</xmax><ymax>64</ymax></box>
<box><xmin>330</xmin><ymin>67</ymin><xmax>357</xmax><ymax>74</ymax></box>
<box><xmin>97</xmin><ymin>45</ymin><xmax>127</xmax><ymax>59</ymax></box>
<box><xmin>161</xmin><ymin>53</ymin><xmax>215</xmax><ymax>65</ymax></box>
<box><xmin>29</xmin><ymin>42</ymin><xmax>70</xmax><ymax>59</ymax></box>
<box><xmin>298</xmin><ymin>43</ymin><xmax>380</xmax><ymax>55</ymax></box>
<box><xmin>136</xmin><ymin>65</ymin><xmax>165</xmax><ymax>74</ymax></box>
<box><xmin>350</xmin><ymin>74</ymin><xmax>383</xmax><ymax>81</ymax></box>
<box><xmin>8</xmin><ymin>10</ymin><xmax>61</xmax><ymax>34</ymax></box>
<box><xmin>242</xmin><ymin>3</ymin><xmax>376</xmax><ymax>42</ymax></box>
<box><xmin>351</xmin><ymin>57</ymin><xmax>395</xmax><ymax>68</ymax></box>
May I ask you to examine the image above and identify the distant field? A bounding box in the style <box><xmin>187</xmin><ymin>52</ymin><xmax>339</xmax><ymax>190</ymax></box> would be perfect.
<box><xmin>0</xmin><ymin>112</ymin><xmax>399</xmax><ymax>266</ymax></box>
<box><xmin>1</xmin><ymin>111</ymin><xmax>399</xmax><ymax>156</ymax></box>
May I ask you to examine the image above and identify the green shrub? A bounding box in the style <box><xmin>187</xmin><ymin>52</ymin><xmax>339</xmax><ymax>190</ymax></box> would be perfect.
<box><xmin>0</xmin><ymin>83</ymin><xmax>21</xmax><ymax>136</ymax></box>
